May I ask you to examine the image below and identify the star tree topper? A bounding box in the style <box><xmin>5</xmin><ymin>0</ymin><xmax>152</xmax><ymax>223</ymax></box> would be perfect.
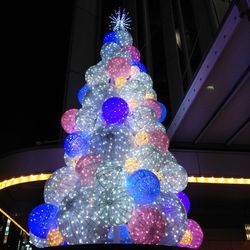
<box><xmin>109</xmin><ymin>8</ymin><xmax>132</xmax><ymax>31</ymax></box>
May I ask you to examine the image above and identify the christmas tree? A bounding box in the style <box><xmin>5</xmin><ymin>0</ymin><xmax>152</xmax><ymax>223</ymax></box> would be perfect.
<box><xmin>28</xmin><ymin>9</ymin><xmax>203</xmax><ymax>249</ymax></box>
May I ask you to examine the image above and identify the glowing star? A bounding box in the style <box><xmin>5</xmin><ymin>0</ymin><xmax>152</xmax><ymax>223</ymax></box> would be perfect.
<box><xmin>109</xmin><ymin>8</ymin><xmax>131</xmax><ymax>31</ymax></box>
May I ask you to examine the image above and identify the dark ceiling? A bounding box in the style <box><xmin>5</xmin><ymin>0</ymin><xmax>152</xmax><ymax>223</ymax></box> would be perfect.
<box><xmin>167</xmin><ymin>2</ymin><xmax>250</xmax><ymax>152</ymax></box>
<box><xmin>4</xmin><ymin>1</ymin><xmax>75</xmax><ymax>155</ymax></box>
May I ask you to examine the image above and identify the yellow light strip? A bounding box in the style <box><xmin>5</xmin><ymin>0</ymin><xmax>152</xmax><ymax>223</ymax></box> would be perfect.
<box><xmin>0</xmin><ymin>173</ymin><xmax>51</xmax><ymax>190</ymax></box>
<box><xmin>0</xmin><ymin>174</ymin><xmax>250</xmax><ymax>191</ymax></box>
<box><xmin>188</xmin><ymin>176</ymin><xmax>250</xmax><ymax>185</ymax></box>
<box><xmin>0</xmin><ymin>208</ymin><xmax>29</xmax><ymax>236</ymax></box>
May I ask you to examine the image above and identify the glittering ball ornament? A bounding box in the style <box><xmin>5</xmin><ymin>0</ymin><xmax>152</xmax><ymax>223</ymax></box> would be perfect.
<box><xmin>159</xmin><ymin>102</ymin><xmax>167</xmax><ymax>122</ymax></box>
<box><xmin>124</xmin><ymin>157</ymin><xmax>141</xmax><ymax>173</ymax></box>
<box><xmin>143</xmin><ymin>99</ymin><xmax>162</xmax><ymax>119</ymax></box>
<box><xmin>119</xmin><ymin>79</ymin><xmax>147</xmax><ymax>104</ymax></box>
<box><xmin>155</xmin><ymin>193</ymin><xmax>187</xmax><ymax>246</ymax></box>
<box><xmin>75</xmin><ymin>105</ymin><xmax>99</xmax><ymax>133</ymax></box>
<box><xmin>95</xmin><ymin>186</ymin><xmax>134</xmax><ymax>225</ymax></box>
<box><xmin>29</xmin><ymin>232</ymin><xmax>49</xmax><ymax>248</ymax></box>
<box><xmin>108</xmin><ymin>225</ymin><xmax>132</xmax><ymax>244</ymax></box>
<box><xmin>85</xmin><ymin>64</ymin><xmax>109</xmax><ymax>86</ymax></box>
<box><xmin>28</xmin><ymin>204</ymin><xmax>59</xmax><ymax>239</ymax></box>
<box><xmin>107</xmin><ymin>57</ymin><xmax>131</xmax><ymax>80</ymax></box>
<box><xmin>102</xmin><ymin>97</ymin><xmax>129</xmax><ymax>124</ymax></box>
<box><xmin>64</xmin><ymin>153</ymin><xmax>81</xmax><ymax>168</ymax></box>
<box><xmin>123</xmin><ymin>45</ymin><xmax>140</xmax><ymax>63</ymax></box>
<box><xmin>178</xmin><ymin>192</ymin><xmax>190</xmax><ymax>213</ymax></box>
<box><xmin>77</xmin><ymin>84</ymin><xmax>90</xmax><ymax>105</ymax></box>
<box><xmin>61</xmin><ymin>109</ymin><xmax>79</xmax><ymax>134</ymax></box>
<box><xmin>91</xmin><ymin>125</ymin><xmax>132</xmax><ymax>162</ymax></box>
<box><xmin>103</xmin><ymin>31</ymin><xmax>118</xmax><ymax>44</ymax></box>
<box><xmin>133</xmin><ymin>62</ymin><xmax>147</xmax><ymax>72</ymax></box>
<box><xmin>116</xmin><ymin>30</ymin><xmax>133</xmax><ymax>47</ymax></box>
<box><xmin>148</xmin><ymin>130</ymin><xmax>169</xmax><ymax>154</ymax></box>
<box><xmin>46</xmin><ymin>228</ymin><xmax>64</xmax><ymax>246</ymax></box>
<box><xmin>134</xmin><ymin>131</ymin><xmax>149</xmax><ymax>146</ymax></box>
<box><xmin>177</xmin><ymin>219</ymin><xmax>203</xmax><ymax>249</ymax></box>
<box><xmin>127</xmin><ymin>144</ymin><xmax>165</xmax><ymax>172</ymax></box>
<box><xmin>58</xmin><ymin>187</ymin><xmax>106</xmax><ymax>244</ymax></box>
<box><xmin>127</xmin><ymin>106</ymin><xmax>157</xmax><ymax>133</ymax></box>
<box><xmin>100</xmin><ymin>42</ymin><xmax>121</xmax><ymax>61</ymax></box>
<box><xmin>64</xmin><ymin>132</ymin><xmax>89</xmax><ymax>158</ymax></box>
<box><xmin>84</xmin><ymin>83</ymin><xmax>115</xmax><ymax>109</ymax></box>
<box><xmin>95</xmin><ymin>161</ymin><xmax>126</xmax><ymax>189</ymax></box>
<box><xmin>75</xmin><ymin>154</ymin><xmax>101</xmax><ymax>186</ymax></box>
<box><xmin>132</xmin><ymin>72</ymin><xmax>153</xmax><ymax>90</ymax></box>
<box><xmin>127</xmin><ymin>169</ymin><xmax>160</xmax><ymax>205</ymax></box>
<box><xmin>44</xmin><ymin>166</ymin><xmax>80</xmax><ymax>206</ymax></box>
<box><xmin>128</xmin><ymin>206</ymin><xmax>166</xmax><ymax>244</ymax></box>
<box><xmin>159</xmin><ymin>163</ymin><xmax>188</xmax><ymax>193</ymax></box>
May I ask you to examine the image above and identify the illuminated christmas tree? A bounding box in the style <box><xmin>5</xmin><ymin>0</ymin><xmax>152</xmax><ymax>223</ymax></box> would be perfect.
<box><xmin>28</xmin><ymin>9</ymin><xmax>203</xmax><ymax>249</ymax></box>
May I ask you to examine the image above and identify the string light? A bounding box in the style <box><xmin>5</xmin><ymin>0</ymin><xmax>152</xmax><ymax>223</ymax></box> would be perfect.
<box><xmin>0</xmin><ymin>174</ymin><xmax>249</xmax><ymax>192</ymax></box>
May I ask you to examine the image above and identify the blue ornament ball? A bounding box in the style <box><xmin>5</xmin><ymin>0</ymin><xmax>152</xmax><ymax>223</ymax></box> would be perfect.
<box><xmin>127</xmin><ymin>169</ymin><xmax>160</xmax><ymax>205</ymax></box>
<box><xmin>103</xmin><ymin>31</ymin><xmax>118</xmax><ymax>44</ymax></box>
<box><xmin>28</xmin><ymin>203</ymin><xmax>58</xmax><ymax>239</ymax></box>
<box><xmin>108</xmin><ymin>225</ymin><xmax>132</xmax><ymax>244</ymax></box>
<box><xmin>132</xmin><ymin>62</ymin><xmax>147</xmax><ymax>73</ymax></box>
<box><xmin>102</xmin><ymin>97</ymin><xmax>129</xmax><ymax>124</ymax></box>
<box><xmin>159</xmin><ymin>102</ymin><xmax>167</xmax><ymax>123</ymax></box>
<box><xmin>77</xmin><ymin>84</ymin><xmax>90</xmax><ymax>105</ymax></box>
<box><xmin>64</xmin><ymin>132</ymin><xmax>89</xmax><ymax>158</ymax></box>
<box><xmin>177</xmin><ymin>192</ymin><xmax>190</xmax><ymax>213</ymax></box>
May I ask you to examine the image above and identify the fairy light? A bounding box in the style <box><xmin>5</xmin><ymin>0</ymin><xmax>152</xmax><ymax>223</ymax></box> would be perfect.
<box><xmin>0</xmin><ymin>174</ymin><xmax>51</xmax><ymax>190</ymax></box>
<box><xmin>188</xmin><ymin>176</ymin><xmax>250</xmax><ymax>185</ymax></box>
<box><xmin>0</xmin><ymin>174</ymin><xmax>249</xmax><ymax>192</ymax></box>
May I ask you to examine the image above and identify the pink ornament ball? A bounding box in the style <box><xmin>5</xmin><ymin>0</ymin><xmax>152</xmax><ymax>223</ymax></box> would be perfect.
<box><xmin>75</xmin><ymin>153</ymin><xmax>101</xmax><ymax>186</ymax></box>
<box><xmin>128</xmin><ymin>206</ymin><xmax>166</xmax><ymax>244</ymax></box>
<box><xmin>61</xmin><ymin>109</ymin><xmax>79</xmax><ymax>134</ymax></box>
<box><xmin>148</xmin><ymin>130</ymin><xmax>169</xmax><ymax>153</ymax></box>
<box><xmin>178</xmin><ymin>219</ymin><xmax>203</xmax><ymax>249</ymax></box>
<box><xmin>107</xmin><ymin>57</ymin><xmax>131</xmax><ymax>80</ymax></box>
<box><xmin>123</xmin><ymin>45</ymin><xmax>140</xmax><ymax>63</ymax></box>
<box><xmin>143</xmin><ymin>99</ymin><xmax>162</xmax><ymax>119</ymax></box>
